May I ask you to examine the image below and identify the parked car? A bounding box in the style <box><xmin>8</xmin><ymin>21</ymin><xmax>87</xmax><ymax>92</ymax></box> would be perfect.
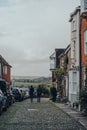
<box><xmin>0</xmin><ymin>79</ymin><xmax>7</xmax><ymax>93</ymax></box>
<box><xmin>10</xmin><ymin>90</ymin><xmax>15</xmax><ymax>103</ymax></box>
<box><xmin>0</xmin><ymin>79</ymin><xmax>12</xmax><ymax>107</ymax></box>
<box><xmin>7</xmin><ymin>89</ymin><xmax>15</xmax><ymax>105</ymax></box>
<box><xmin>0</xmin><ymin>79</ymin><xmax>10</xmax><ymax>107</ymax></box>
<box><xmin>19</xmin><ymin>88</ymin><xmax>26</xmax><ymax>100</ymax></box>
<box><xmin>12</xmin><ymin>87</ymin><xmax>22</xmax><ymax>101</ymax></box>
<box><xmin>0</xmin><ymin>89</ymin><xmax>8</xmax><ymax>115</ymax></box>
<box><xmin>21</xmin><ymin>88</ymin><xmax>29</xmax><ymax>99</ymax></box>
<box><xmin>25</xmin><ymin>89</ymin><xmax>29</xmax><ymax>99</ymax></box>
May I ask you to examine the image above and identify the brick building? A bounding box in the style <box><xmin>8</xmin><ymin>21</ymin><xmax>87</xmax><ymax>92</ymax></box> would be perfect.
<box><xmin>0</xmin><ymin>55</ymin><xmax>12</xmax><ymax>85</ymax></box>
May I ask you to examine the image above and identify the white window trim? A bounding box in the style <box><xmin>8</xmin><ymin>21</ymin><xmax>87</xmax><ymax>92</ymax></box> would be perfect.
<box><xmin>72</xmin><ymin>72</ymin><xmax>77</xmax><ymax>93</ymax></box>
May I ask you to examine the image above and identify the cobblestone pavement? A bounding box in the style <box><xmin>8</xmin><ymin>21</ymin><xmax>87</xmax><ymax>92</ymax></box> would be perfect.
<box><xmin>55</xmin><ymin>103</ymin><xmax>87</xmax><ymax>129</ymax></box>
<box><xmin>0</xmin><ymin>98</ymin><xmax>86</xmax><ymax>130</ymax></box>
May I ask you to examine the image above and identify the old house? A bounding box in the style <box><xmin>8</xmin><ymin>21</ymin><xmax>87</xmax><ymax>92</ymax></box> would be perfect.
<box><xmin>0</xmin><ymin>55</ymin><xmax>12</xmax><ymax>85</ymax></box>
<box><xmin>63</xmin><ymin>45</ymin><xmax>71</xmax><ymax>100</ymax></box>
<box><xmin>68</xmin><ymin>0</ymin><xmax>87</xmax><ymax>107</ymax></box>
<box><xmin>69</xmin><ymin>6</ymin><xmax>80</xmax><ymax>105</ymax></box>
<box><xmin>49</xmin><ymin>49</ymin><xmax>65</xmax><ymax>88</ymax></box>
<box><xmin>49</xmin><ymin>1</ymin><xmax>87</xmax><ymax>107</ymax></box>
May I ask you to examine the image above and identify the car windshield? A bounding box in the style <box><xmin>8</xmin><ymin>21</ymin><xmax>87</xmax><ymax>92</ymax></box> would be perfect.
<box><xmin>0</xmin><ymin>81</ymin><xmax>7</xmax><ymax>93</ymax></box>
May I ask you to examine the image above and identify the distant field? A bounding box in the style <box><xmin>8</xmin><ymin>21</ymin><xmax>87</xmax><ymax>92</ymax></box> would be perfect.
<box><xmin>12</xmin><ymin>76</ymin><xmax>52</xmax><ymax>88</ymax></box>
<box><xmin>14</xmin><ymin>82</ymin><xmax>41</xmax><ymax>87</ymax></box>
<box><xmin>14</xmin><ymin>81</ymin><xmax>51</xmax><ymax>88</ymax></box>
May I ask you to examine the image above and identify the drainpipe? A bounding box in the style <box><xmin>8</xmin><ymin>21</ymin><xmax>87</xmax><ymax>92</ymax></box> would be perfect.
<box><xmin>79</xmin><ymin>14</ymin><xmax>82</xmax><ymax>111</ymax></box>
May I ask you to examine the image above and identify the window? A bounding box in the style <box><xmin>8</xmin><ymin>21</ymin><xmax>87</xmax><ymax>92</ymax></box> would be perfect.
<box><xmin>72</xmin><ymin>20</ymin><xmax>76</xmax><ymax>31</ymax></box>
<box><xmin>50</xmin><ymin>58</ymin><xmax>55</xmax><ymax>70</ymax></box>
<box><xmin>73</xmin><ymin>41</ymin><xmax>76</xmax><ymax>58</ymax></box>
<box><xmin>73</xmin><ymin>72</ymin><xmax>77</xmax><ymax>92</ymax></box>
<box><xmin>3</xmin><ymin>66</ymin><xmax>7</xmax><ymax>75</ymax></box>
<box><xmin>84</xmin><ymin>30</ymin><xmax>87</xmax><ymax>54</ymax></box>
<box><xmin>72</xmin><ymin>40</ymin><xmax>76</xmax><ymax>60</ymax></box>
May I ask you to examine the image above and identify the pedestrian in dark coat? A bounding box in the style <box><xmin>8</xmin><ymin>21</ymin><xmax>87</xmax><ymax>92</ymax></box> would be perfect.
<box><xmin>29</xmin><ymin>85</ymin><xmax>34</xmax><ymax>103</ymax></box>
<box><xmin>50</xmin><ymin>87</ymin><xmax>53</xmax><ymax>100</ymax></box>
<box><xmin>51</xmin><ymin>86</ymin><xmax>57</xmax><ymax>102</ymax></box>
<box><xmin>37</xmin><ymin>85</ymin><xmax>42</xmax><ymax>102</ymax></box>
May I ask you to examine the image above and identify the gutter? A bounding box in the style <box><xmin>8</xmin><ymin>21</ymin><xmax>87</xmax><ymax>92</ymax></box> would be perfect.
<box><xmin>79</xmin><ymin>13</ymin><xmax>82</xmax><ymax>100</ymax></box>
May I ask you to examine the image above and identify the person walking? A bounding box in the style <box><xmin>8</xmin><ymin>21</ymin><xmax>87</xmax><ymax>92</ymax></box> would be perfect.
<box><xmin>37</xmin><ymin>85</ymin><xmax>42</xmax><ymax>103</ymax></box>
<box><xmin>51</xmin><ymin>85</ymin><xmax>57</xmax><ymax>102</ymax></box>
<box><xmin>29</xmin><ymin>85</ymin><xmax>34</xmax><ymax>103</ymax></box>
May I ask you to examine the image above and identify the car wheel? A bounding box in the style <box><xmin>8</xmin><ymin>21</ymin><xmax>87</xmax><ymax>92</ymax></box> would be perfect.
<box><xmin>4</xmin><ymin>106</ymin><xmax>7</xmax><ymax>111</ymax></box>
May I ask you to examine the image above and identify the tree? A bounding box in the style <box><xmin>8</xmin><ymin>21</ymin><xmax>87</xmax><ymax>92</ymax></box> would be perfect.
<box><xmin>55</xmin><ymin>68</ymin><xmax>65</xmax><ymax>98</ymax></box>
<box><xmin>80</xmin><ymin>67</ymin><xmax>87</xmax><ymax>116</ymax></box>
<box><xmin>64</xmin><ymin>55</ymin><xmax>68</xmax><ymax>71</ymax></box>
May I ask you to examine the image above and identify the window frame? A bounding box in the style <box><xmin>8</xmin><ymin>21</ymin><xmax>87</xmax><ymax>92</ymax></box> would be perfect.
<box><xmin>72</xmin><ymin>71</ymin><xmax>77</xmax><ymax>93</ymax></box>
<box><xmin>3</xmin><ymin>65</ymin><xmax>7</xmax><ymax>75</ymax></box>
<box><xmin>72</xmin><ymin>20</ymin><xmax>76</xmax><ymax>31</ymax></box>
<box><xmin>84</xmin><ymin>29</ymin><xmax>87</xmax><ymax>55</ymax></box>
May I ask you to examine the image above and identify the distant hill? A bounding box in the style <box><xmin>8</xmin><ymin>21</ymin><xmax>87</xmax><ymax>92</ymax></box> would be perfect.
<box><xmin>11</xmin><ymin>76</ymin><xmax>40</xmax><ymax>80</ymax></box>
<box><xmin>33</xmin><ymin>77</ymin><xmax>51</xmax><ymax>83</ymax></box>
<box><xmin>11</xmin><ymin>76</ymin><xmax>51</xmax><ymax>83</ymax></box>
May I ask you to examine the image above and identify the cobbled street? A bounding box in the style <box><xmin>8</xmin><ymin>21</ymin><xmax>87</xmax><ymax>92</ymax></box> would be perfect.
<box><xmin>0</xmin><ymin>98</ymin><xmax>86</xmax><ymax>130</ymax></box>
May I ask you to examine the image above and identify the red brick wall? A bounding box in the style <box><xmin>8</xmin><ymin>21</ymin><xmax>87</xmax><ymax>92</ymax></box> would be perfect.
<box><xmin>81</xmin><ymin>16</ymin><xmax>87</xmax><ymax>65</ymax></box>
<box><xmin>3</xmin><ymin>65</ymin><xmax>11</xmax><ymax>84</ymax></box>
<box><xmin>81</xmin><ymin>14</ymin><xmax>87</xmax><ymax>88</ymax></box>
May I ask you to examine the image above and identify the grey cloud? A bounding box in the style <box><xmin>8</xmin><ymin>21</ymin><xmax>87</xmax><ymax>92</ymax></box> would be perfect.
<box><xmin>12</xmin><ymin>61</ymin><xmax>50</xmax><ymax>77</ymax></box>
<box><xmin>0</xmin><ymin>0</ymin><xmax>15</xmax><ymax>7</ymax></box>
<box><xmin>0</xmin><ymin>32</ymin><xmax>7</xmax><ymax>36</ymax></box>
<box><xmin>0</xmin><ymin>0</ymin><xmax>80</xmax><ymax>76</ymax></box>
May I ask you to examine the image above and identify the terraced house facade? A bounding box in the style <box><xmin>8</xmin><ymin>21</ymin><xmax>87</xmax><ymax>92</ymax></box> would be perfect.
<box><xmin>49</xmin><ymin>0</ymin><xmax>87</xmax><ymax>108</ymax></box>
<box><xmin>69</xmin><ymin>6</ymin><xmax>80</xmax><ymax>106</ymax></box>
<box><xmin>0</xmin><ymin>55</ymin><xmax>11</xmax><ymax>86</ymax></box>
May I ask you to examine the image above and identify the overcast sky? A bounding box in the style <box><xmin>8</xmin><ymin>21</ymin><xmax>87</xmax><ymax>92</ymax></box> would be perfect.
<box><xmin>0</xmin><ymin>0</ymin><xmax>80</xmax><ymax>77</ymax></box>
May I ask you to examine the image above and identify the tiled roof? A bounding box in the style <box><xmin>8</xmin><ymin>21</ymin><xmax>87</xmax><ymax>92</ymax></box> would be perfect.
<box><xmin>0</xmin><ymin>55</ymin><xmax>11</xmax><ymax>67</ymax></box>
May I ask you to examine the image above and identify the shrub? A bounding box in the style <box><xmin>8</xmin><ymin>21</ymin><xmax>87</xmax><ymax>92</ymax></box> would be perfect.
<box><xmin>80</xmin><ymin>67</ymin><xmax>87</xmax><ymax>116</ymax></box>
